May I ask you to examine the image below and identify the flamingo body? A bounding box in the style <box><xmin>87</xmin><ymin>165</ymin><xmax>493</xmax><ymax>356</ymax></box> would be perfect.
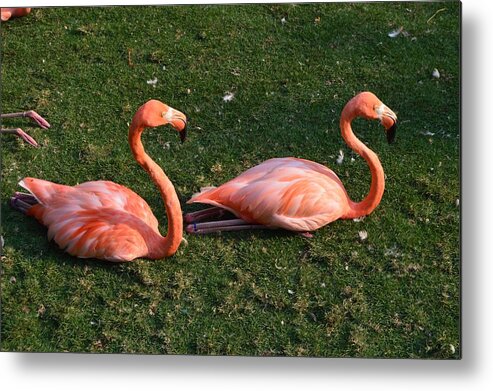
<box><xmin>21</xmin><ymin>178</ymin><xmax>161</xmax><ymax>261</ymax></box>
<box><xmin>12</xmin><ymin>100</ymin><xmax>188</xmax><ymax>262</ymax></box>
<box><xmin>186</xmin><ymin>92</ymin><xmax>397</xmax><ymax>235</ymax></box>
<box><xmin>188</xmin><ymin>157</ymin><xmax>352</xmax><ymax>232</ymax></box>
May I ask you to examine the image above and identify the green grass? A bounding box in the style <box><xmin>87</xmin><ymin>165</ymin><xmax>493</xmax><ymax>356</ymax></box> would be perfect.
<box><xmin>1</xmin><ymin>3</ymin><xmax>460</xmax><ymax>357</ymax></box>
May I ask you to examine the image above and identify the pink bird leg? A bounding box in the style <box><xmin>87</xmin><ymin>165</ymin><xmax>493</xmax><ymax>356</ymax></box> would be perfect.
<box><xmin>1</xmin><ymin>110</ymin><xmax>51</xmax><ymax>147</ymax></box>
<box><xmin>1</xmin><ymin>110</ymin><xmax>51</xmax><ymax>129</ymax></box>
<box><xmin>184</xmin><ymin>206</ymin><xmax>230</xmax><ymax>223</ymax></box>
<box><xmin>26</xmin><ymin>110</ymin><xmax>51</xmax><ymax>129</ymax></box>
<box><xmin>0</xmin><ymin>128</ymin><xmax>39</xmax><ymax>147</ymax></box>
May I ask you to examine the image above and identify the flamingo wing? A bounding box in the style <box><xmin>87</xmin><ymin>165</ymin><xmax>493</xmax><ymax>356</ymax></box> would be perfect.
<box><xmin>55</xmin><ymin>208</ymin><xmax>157</xmax><ymax>261</ymax></box>
<box><xmin>188</xmin><ymin>158</ymin><xmax>351</xmax><ymax>231</ymax></box>
<box><xmin>32</xmin><ymin>205</ymin><xmax>155</xmax><ymax>261</ymax></box>
<box><xmin>19</xmin><ymin>178</ymin><xmax>159</xmax><ymax>233</ymax></box>
<box><xmin>75</xmin><ymin>181</ymin><xmax>160</xmax><ymax>232</ymax></box>
<box><xmin>19</xmin><ymin>178</ymin><xmax>161</xmax><ymax>261</ymax></box>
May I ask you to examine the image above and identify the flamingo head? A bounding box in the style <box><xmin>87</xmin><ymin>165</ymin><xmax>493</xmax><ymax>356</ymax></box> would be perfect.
<box><xmin>346</xmin><ymin>92</ymin><xmax>398</xmax><ymax>144</ymax></box>
<box><xmin>134</xmin><ymin>100</ymin><xmax>188</xmax><ymax>142</ymax></box>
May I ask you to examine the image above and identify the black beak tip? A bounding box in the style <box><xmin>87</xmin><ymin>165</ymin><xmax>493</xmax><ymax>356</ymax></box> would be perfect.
<box><xmin>180</xmin><ymin>126</ymin><xmax>187</xmax><ymax>143</ymax></box>
<box><xmin>387</xmin><ymin>122</ymin><xmax>397</xmax><ymax>144</ymax></box>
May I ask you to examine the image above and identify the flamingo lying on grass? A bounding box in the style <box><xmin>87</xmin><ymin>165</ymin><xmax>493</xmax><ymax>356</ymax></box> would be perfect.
<box><xmin>185</xmin><ymin>91</ymin><xmax>397</xmax><ymax>236</ymax></box>
<box><xmin>11</xmin><ymin>100</ymin><xmax>187</xmax><ymax>261</ymax></box>
<box><xmin>1</xmin><ymin>110</ymin><xmax>51</xmax><ymax>147</ymax></box>
<box><xmin>1</xmin><ymin>7</ymin><xmax>31</xmax><ymax>22</ymax></box>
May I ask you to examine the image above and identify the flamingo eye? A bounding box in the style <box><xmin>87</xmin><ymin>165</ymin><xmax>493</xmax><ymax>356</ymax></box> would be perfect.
<box><xmin>162</xmin><ymin>108</ymin><xmax>173</xmax><ymax>121</ymax></box>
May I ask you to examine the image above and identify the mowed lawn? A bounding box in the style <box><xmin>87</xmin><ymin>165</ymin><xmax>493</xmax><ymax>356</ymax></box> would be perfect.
<box><xmin>1</xmin><ymin>3</ymin><xmax>460</xmax><ymax>357</ymax></box>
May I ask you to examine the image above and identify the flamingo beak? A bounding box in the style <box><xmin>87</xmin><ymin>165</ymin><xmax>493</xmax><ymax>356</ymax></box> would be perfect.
<box><xmin>167</xmin><ymin>108</ymin><xmax>188</xmax><ymax>143</ymax></box>
<box><xmin>179</xmin><ymin>124</ymin><xmax>187</xmax><ymax>143</ymax></box>
<box><xmin>379</xmin><ymin>105</ymin><xmax>397</xmax><ymax>144</ymax></box>
<box><xmin>386</xmin><ymin>121</ymin><xmax>397</xmax><ymax>144</ymax></box>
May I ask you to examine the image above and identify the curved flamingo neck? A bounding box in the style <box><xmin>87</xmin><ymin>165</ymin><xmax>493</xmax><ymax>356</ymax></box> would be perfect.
<box><xmin>129</xmin><ymin>121</ymin><xmax>183</xmax><ymax>258</ymax></box>
<box><xmin>340</xmin><ymin>107</ymin><xmax>385</xmax><ymax>219</ymax></box>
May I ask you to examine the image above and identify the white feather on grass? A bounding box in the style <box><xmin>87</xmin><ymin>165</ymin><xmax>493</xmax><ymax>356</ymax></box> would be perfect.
<box><xmin>146</xmin><ymin>77</ymin><xmax>158</xmax><ymax>87</ymax></box>
<box><xmin>336</xmin><ymin>149</ymin><xmax>344</xmax><ymax>164</ymax></box>
<box><xmin>388</xmin><ymin>26</ymin><xmax>403</xmax><ymax>38</ymax></box>
<box><xmin>223</xmin><ymin>92</ymin><xmax>235</xmax><ymax>102</ymax></box>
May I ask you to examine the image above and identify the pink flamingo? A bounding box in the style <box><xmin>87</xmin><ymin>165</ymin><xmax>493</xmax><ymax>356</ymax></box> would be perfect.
<box><xmin>185</xmin><ymin>91</ymin><xmax>397</xmax><ymax>236</ymax></box>
<box><xmin>1</xmin><ymin>110</ymin><xmax>51</xmax><ymax>147</ymax></box>
<box><xmin>1</xmin><ymin>7</ymin><xmax>32</xmax><ymax>22</ymax></box>
<box><xmin>11</xmin><ymin>100</ymin><xmax>187</xmax><ymax>261</ymax></box>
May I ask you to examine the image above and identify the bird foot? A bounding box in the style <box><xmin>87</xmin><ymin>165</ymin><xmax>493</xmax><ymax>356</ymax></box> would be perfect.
<box><xmin>17</xmin><ymin>128</ymin><xmax>39</xmax><ymax>147</ymax></box>
<box><xmin>299</xmin><ymin>232</ymin><xmax>314</xmax><ymax>238</ymax></box>
<box><xmin>1</xmin><ymin>128</ymin><xmax>39</xmax><ymax>147</ymax></box>
<box><xmin>25</xmin><ymin>110</ymin><xmax>51</xmax><ymax>129</ymax></box>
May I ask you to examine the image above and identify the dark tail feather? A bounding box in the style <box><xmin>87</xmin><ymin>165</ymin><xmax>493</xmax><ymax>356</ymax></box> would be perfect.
<box><xmin>11</xmin><ymin>192</ymin><xmax>38</xmax><ymax>214</ymax></box>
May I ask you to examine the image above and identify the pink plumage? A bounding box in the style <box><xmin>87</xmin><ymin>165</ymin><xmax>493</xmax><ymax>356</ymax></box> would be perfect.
<box><xmin>189</xmin><ymin>157</ymin><xmax>351</xmax><ymax>232</ymax></box>
<box><xmin>19</xmin><ymin>178</ymin><xmax>160</xmax><ymax>261</ymax></box>
<box><xmin>185</xmin><ymin>92</ymin><xmax>398</xmax><ymax>235</ymax></box>
<box><xmin>11</xmin><ymin>100</ymin><xmax>188</xmax><ymax>262</ymax></box>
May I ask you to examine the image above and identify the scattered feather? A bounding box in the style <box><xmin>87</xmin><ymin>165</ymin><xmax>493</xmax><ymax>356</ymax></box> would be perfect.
<box><xmin>287</xmin><ymin>289</ymin><xmax>294</xmax><ymax>295</ymax></box>
<box><xmin>449</xmin><ymin>344</ymin><xmax>455</xmax><ymax>354</ymax></box>
<box><xmin>336</xmin><ymin>149</ymin><xmax>344</xmax><ymax>164</ymax></box>
<box><xmin>281</xmin><ymin>17</ymin><xmax>287</xmax><ymax>24</ymax></box>
<box><xmin>388</xmin><ymin>26</ymin><xmax>403</xmax><ymax>38</ymax></box>
<box><xmin>223</xmin><ymin>92</ymin><xmax>235</xmax><ymax>102</ymax></box>
<box><xmin>455</xmin><ymin>198</ymin><xmax>460</xmax><ymax>207</ymax></box>
<box><xmin>432</xmin><ymin>68</ymin><xmax>440</xmax><ymax>78</ymax></box>
<box><xmin>422</xmin><ymin>131</ymin><xmax>435</xmax><ymax>136</ymax></box>
<box><xmin>9</xmin><ymin>276</ymin><xmax>16</xmax><ymax>284</ymax></box>
<box><xmin>146</xmin><ymin>77</ymin><xmax>158</xmax><ymax>87</ymax></box>
<box><xmin>358</xmin><ymin>230</ymin><xmax>368</xmax><ymax>241</ymax></box>
<box><xmin>384</xmin><ymin>245</ymin><xmax>402</xmax><ymax>258</ymax></box>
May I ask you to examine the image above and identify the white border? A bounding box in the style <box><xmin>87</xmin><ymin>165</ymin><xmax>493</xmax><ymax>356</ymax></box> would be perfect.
<box><xmin>2</xmin><ymin>0</ymin><xmax>492</xmax><ymax>390</ymax></box>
